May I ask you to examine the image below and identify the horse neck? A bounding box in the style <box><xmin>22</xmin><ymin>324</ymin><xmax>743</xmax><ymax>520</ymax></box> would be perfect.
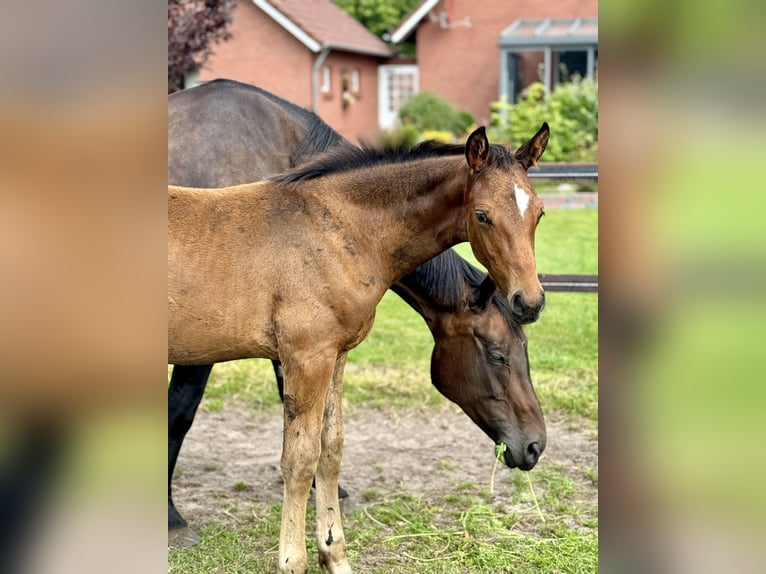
<box><xmin>320</xmin><ymin>156</ymin><xmax>470</xmax><ymax>284</ymax></box>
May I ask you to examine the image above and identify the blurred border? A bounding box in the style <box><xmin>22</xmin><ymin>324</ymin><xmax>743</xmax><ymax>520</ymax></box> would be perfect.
<box><xmin>0</xmin><ymin>1</ymin><xmax>167</xmax><ymax>573</ymax></box>
<box><xmin>600</xmin><ymin>1</ymin><xmax>766</xmax><ymax>572</ymax></box>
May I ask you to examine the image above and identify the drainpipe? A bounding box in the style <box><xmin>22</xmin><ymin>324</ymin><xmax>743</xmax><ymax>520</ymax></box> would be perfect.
<box><xmin>311</xmin><ymin>45</ymin><xmax>331</xmax><ymax>113</ymax></box>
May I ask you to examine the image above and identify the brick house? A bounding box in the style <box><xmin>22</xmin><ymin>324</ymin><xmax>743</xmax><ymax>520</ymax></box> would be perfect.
<box><xmin>389</xmin><ymin>0</ymin><xmax>598</xmax><ymax>125</ymax></box>
<box><xmin>194</xmin><ymin>0</ymin><xmax>393</xmax><ymax>144</ymax></box>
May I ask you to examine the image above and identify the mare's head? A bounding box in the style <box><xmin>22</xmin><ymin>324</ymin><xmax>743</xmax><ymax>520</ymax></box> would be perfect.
<box><xmin>427</xmin><ymin>276</ymin><xmax>546</xmax><ymax>470</ymax></box>
<box><xmin>463</xmin><ymin>125</ymin><xmax>549</xmax><ymax>324</ymax></box>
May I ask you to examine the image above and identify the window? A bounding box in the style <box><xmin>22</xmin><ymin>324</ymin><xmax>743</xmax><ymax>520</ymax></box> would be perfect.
<box><xmin>341</xmin><ymin>68</ymin><xmax>361</xmax><ymax>95</ymax></box>
<box><xmin>387</xmin><ymin>70</ymin><xmax>416</xmax><ymax>112</ymax></box>
<box><xmin>557</xmin><ymin>50</ymin><xmax>588</xmax><ymax>84</ymax></box>
<box><xmin>498</xmin><ymin>17</ymin><xmax>597</xmax><ymax>101</ymax></box>
<box><xmin>378</xmin><ymin>65</ymin><xmax>418</xmax><ymax>129</ymax></box>
<box><xmin>320</xmin><ymin>65</ymin><xmax>331</xmax><ymax>93</ymax></box>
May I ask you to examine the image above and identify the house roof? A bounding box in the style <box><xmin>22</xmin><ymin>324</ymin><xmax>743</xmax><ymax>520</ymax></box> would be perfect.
<box><xmin>252</xmin><ymin>0</ymin><xmax>394</xmax><ymax>57</ymax></box>
<box><xmin>498</xmin><ymin>18</ymin><xmax>598</xmax><ymax>48</ymax></box>
<box><xmin>389</xmin><ymin>0</ymin><xmax>439</xmax><ymax>44</ymax></box>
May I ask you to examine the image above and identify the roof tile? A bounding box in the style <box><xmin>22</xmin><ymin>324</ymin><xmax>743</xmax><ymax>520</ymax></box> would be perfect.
<box><xmin>267</xmin><ymin>0</ymin><xmax>393</xmax><ymax>56</ymax></box>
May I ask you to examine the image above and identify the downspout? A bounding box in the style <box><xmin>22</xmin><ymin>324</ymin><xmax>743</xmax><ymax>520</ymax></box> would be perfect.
<box><xmin>311</xmin><ymin>45</ymin><xmax>331</xmax><ymax>113</ymax></box>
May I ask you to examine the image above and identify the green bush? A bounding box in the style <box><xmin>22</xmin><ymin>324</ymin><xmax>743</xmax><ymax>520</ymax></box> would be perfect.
<box><xmin>378</xmin><ymin>123</ymin><xmax>420</xmax><ymax>148</ymax></box>
<box><xmin>399</xmin><ymin>92</ymin><xmax>475</xmax><ymax>136</ymax></box>
<box><xmin>490</xmin><ymin>76</ymin><xmax>598</xmax><ymax>162</ymax></box>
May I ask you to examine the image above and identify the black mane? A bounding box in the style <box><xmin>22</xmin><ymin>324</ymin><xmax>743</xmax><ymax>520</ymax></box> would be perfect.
<box><xmin>271</xmin><ymin>139</ymin><xmax>516</xmax><ymax>184</ymax></box>
<box><xmin>396</xmin><ymin>249</ymin><xmax>520</xmax><ymax>329</ymax></box>
<box><xmin>292</xmin><ymin>115</ymin><xmax>351</xmax><ymax>166</ymax></box>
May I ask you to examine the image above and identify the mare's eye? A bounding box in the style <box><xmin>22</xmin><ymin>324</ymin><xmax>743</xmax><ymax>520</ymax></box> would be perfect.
<box><xmin>537</xmin><ymin>210</ymin><xmax>545</xmax><ymax>223</ymax></box>
<box><xmin>488</xmin><ymin>350</ymin><xmax>508</xmax><ymax>366</ymax></box>
<box><xmin>475</xmin><ymin>210</ymin><xmax>491</xmax><ymax>225</ymax></box>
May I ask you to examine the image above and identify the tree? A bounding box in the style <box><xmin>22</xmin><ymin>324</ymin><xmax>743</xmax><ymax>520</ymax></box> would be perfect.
<box><xmin>168</xmin><ymin>0</ymin><xmax>237</xmax><ymax>93</ymax></box>
<box><xmin>333</xmin><ymin>0</ymin><xmax>421</xmax><ymax>38</ymax></box>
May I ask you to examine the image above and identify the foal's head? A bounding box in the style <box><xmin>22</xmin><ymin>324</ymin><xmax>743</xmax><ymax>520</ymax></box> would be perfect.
<box><xmin>463</xmin><ymin>125</ymin><xmax>549</xmax><ymax>324</ymax></box>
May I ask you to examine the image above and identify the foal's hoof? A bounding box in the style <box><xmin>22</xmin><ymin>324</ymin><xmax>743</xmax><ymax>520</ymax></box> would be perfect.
<box><xmin>168</xmin><ymin>526</ymin><xmax>201</xmax><ymax>548</ymax></box>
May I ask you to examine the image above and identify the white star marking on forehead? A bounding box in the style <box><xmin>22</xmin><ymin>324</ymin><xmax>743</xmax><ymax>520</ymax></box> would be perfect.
<box><xmin>514</xmin><ymin>183</ymin><xmax>530</xmax><ymax>219</ymax></box>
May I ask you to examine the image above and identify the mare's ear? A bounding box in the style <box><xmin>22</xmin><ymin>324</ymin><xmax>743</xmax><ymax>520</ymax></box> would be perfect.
<box><xmin>469</xmin><ymin>276</ymin><xmax>497</xmax><ymax>312</ymax></box>
<box><xmin>465</xmin><ymin>126</ymin><xmax>489</xmax><ymax>173</ymax></box>
<box><xmin>514</xmin><ymin>122</ymin><xmax>549</xmax><ymax>170</ymax></box>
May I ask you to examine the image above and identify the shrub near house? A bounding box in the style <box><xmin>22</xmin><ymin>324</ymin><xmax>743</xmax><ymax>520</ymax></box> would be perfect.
<box><xmin>379</xmin><ymin>91</ymin><xmax>475</xmax><ymax>147</ymax></box>
<box><xmin>399</xmin><ymin>92</ymin><xmax>475</xmax><ymax>136</ymax></box>
<box><xmin>491</xmin><ymin>77</ymin><xmax>598</xmax><ymax>163</ymax></box>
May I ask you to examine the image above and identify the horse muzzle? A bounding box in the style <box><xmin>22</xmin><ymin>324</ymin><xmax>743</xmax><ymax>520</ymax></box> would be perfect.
<box><xmin>500</xmin><ymin>437</ymin><xmax>544</xmax><ymax>471</ymax></box>
<box><xmin>509</xmin><ymin>289</ymin><xmax>545</xmax><ymax>324</ymax></box>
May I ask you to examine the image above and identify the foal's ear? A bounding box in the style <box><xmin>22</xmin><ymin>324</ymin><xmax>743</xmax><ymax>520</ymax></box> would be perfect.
<box><xmin>465</xmin><ymin>126</ymin><xmax>489</xmax><ymax>173</ymax></box>
<box><xmin>514</xmin><ymin>122</ymin><xmax>549</xmax><ymax>170</ymax></box>
<box><xmin>469</xmin><ymin>276</ymin><xmax>497</xmax><ymax>311</ymax></box>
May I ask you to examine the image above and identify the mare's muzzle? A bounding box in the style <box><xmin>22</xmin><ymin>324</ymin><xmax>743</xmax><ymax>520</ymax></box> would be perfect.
<box><xmin>502</xmin><ymin>437</ymin><xmax>545</xmax><ymax>471</ymax></box>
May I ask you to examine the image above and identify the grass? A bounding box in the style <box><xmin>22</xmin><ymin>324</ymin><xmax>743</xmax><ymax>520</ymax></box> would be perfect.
<box><xmin>170</xmin><ymin>471</ymin><xmax>598</xmax><ymax>574</ymax></box>
<box><xmin>168</xmin><ymin>208</ymin><xmax>598</xmax><ymax>573</ymax></box>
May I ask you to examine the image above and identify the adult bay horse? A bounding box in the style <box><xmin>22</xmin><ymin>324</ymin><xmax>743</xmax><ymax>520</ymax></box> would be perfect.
<box><xmin>168</xmin><ymin>125</ymin><xmax>548</xmax><ymax>572</ymax></box>
<box><xmin>168</xmin><ymin>80</ymin><xmax>548</xmax><ymax>543</ymax></box>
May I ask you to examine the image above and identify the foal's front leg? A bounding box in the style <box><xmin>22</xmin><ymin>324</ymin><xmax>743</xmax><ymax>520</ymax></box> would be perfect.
<box><xmin>278</xmin><ymin>348</ymin><xmax>339</xmax><ymax>574</ymax></box>
<box><xmin>315</xmin><ymin>353</ymin><xmax>351</xmax><ymax>574</ymax></box>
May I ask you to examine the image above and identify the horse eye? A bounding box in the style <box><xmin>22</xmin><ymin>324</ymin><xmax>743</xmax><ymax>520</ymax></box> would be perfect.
<box><xmin>488</xmin><ymin>350</ymin><xmax>508</xmax><ymax>365</ymax></box>
<box><xmin>475</xmin><ymin>210</ymin><xmax>491</xmax><ymax>225</ymax></box>
<box><xmin>537</xmin><ymin>210</ymin><xmax>545</xmax><ymax>223</ymax></box>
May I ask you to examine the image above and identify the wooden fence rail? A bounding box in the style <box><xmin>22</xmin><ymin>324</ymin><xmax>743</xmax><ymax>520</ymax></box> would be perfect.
<box><xmin>528</xmin><ymin>163</ymin><xmax>598</xmax><ymax>181</ymax></box>
<box><xmin>539</xmin><ymin>274</ymin><xmax>598</xmax><ymax>293</ymax></box>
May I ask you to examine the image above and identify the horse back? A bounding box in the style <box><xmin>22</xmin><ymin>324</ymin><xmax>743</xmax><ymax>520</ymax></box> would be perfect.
<box><xmin>168</xmin><ymin>80</ymin><xmax>346</xmax><ymax>188</ymax></box>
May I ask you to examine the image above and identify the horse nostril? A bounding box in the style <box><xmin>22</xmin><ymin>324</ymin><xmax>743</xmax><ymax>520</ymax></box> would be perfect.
<box><xmin>511</xmin><ymin>292</ymin><xmax>525</xmax><ymax>316</ymax></box>
<box><xmin>525</xmin><ymin>441</ymin><xmax>541</xmax><ymax>466</ymax></box>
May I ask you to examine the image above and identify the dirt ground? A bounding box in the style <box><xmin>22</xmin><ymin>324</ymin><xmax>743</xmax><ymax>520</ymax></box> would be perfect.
<box><xmin>171</xmin><ymin>402</ymin><xmax>598</xmax><ymax>541</ymax></box>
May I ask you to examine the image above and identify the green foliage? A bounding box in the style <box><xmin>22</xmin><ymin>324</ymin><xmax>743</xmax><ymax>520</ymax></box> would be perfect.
<box><xmin>333</xmin><ymin>0</ymin><xmax>421</xmax><ymax>38</ymax></box>
<box><xmin>490</xmin><ymin>77</ymin><xmax>598</xmax><ymax>162</ymax></box>
<box><xmin>399</xmin><ymin>92</ymin><xmax>475</xmax><ymax>137</ymax></box>
<box><xmin>378</xmin><ymin>123</ymin><xmax>420</xmax><ymax>148</ymax></box>
<box><xmin>168</xmin><ymin>0</ymin><xmax>236</xmax><ymax>93</ymax></box>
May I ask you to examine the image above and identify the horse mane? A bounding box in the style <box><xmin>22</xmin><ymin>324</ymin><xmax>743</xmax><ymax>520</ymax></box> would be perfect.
<box><xmin>292</xmin><ymin>117</ymin><xmax>351</xmax><ymax>167</ymax></box>
<box><xmin>271</xmin><ymin>139</ymin><xmax>516</xmax><ymax>184</ymax></box>
<box><xmin>399</xmin><ymin>250</ymin><xmax>520</xmax><ymax>329</ymax></box>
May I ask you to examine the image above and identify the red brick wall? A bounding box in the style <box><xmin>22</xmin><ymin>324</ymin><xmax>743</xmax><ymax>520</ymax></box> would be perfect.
<box><xmin>316</xmin><ymin>52</ymin><xmax>383</xmax><ymax>146</ymax></box>
<box><xmin>197</xmin><ymin>0</ymin><xmax>382</xmax><ymax>143</ymax></box>
<box><xmin>200</xmin><ymin>0</ymin><xmax>314</xmax><ymax>107</ymax></box>
<box><xmin>416</xmin><ymin>0</ymin><xmax>597</xmax><ymax>124</ymax></box>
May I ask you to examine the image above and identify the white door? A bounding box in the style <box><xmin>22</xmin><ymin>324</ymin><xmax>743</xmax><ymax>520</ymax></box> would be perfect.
<box><xmin>378</xmin><ymin>65</ymin><xmax>419</xmax><ymax>130</ymax></box>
